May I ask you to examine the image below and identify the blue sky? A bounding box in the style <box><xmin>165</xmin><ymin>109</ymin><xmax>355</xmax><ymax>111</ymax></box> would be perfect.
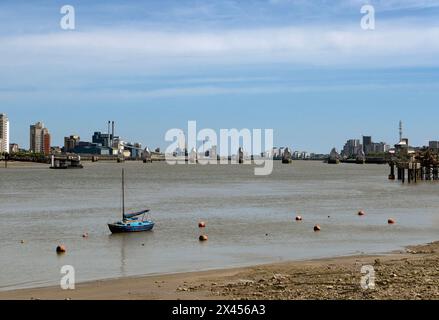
<box><xmin>1</xmin><ymin>0</ymin><xmax>439</xmax><ymax>153</ymax></box>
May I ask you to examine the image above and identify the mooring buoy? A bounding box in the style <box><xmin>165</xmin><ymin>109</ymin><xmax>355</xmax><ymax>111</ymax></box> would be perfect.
<box><xmin>56</xmin><ymin>245</ymin><xmax>66</xmax><ymax>254</ymax></box>
<box><xmin>388</xmin><ymin>218</ymin><xmax>396</xmax><ymax>224</ymax></box>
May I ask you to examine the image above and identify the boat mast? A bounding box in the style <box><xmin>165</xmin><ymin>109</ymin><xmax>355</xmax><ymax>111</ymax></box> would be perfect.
<box><xmin>122</xmin><ymin>169</ymin><xmax>125</xmax><ymax>220</ymax></box>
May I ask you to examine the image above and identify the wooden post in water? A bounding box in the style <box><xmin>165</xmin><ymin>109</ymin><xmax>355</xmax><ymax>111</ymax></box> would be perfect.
<box><xmin>389</xmin><ymin>163</ymin><xmax>395</xmax><ymax>180</ymax></box>
<box><xmin>4</xmin><ymin>153</ymin><xmax>8</xmax><ymax>168</ymax></box>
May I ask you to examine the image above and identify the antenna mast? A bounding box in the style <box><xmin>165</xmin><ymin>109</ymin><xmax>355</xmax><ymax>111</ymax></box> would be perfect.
<box><xmin>399</xmin><ymin>120</ymin><xmax>403</xmax><ymax>142</ymax></box>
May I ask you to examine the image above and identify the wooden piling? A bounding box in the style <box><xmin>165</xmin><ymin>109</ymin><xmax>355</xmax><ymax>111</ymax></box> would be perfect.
<box><xmin>389</xmin><ymin>163</ymin><xmax>395</xmax><ymax>180</ymax></box>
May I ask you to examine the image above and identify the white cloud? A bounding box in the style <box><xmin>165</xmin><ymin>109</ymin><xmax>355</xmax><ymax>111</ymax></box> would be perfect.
<box><xmin>1</xmin><ymin>23</ymin><xmax>439</xmax><ymax>71</ymax></box>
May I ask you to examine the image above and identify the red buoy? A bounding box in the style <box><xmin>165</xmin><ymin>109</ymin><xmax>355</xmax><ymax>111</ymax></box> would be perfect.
<box><xmin>388</xmin><ymin>218</ymin><xmax>396</xmax><ymax>224</ymax></box>
<box><xmin>199</xmin><ymin>235</ymin><xmax>208</xmax><ymax>241</ymax></box>
<box><xmin>56</xmin><ymin>245</ymin><xmax>66</xmax><ymax>254</ymax></box>
<box><xmin>313</xmin><ymin>225</ymin><xmax>321</xmax><ymax>232</ymax></box>
<box><xmin>198</xmin><ymin>221</ymin><xmax>206</xmax><ymax>228</ymax></box>
<box><xmin>295</xmin><ymin>216</ymin><xmax>303</xmax><ymax>221</ymax></box>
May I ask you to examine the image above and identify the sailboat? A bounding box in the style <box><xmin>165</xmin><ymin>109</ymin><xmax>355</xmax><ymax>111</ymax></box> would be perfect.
<box><xmin>108</xmin><ymin>169</ymin><xmax>155</xmax><ymax>233</ymax></box>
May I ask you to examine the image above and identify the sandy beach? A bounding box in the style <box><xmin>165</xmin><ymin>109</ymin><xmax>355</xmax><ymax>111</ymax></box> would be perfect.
<box><xmin>1</xmin><ymin>241</ymin><xmax>438</xmax><ymax>300</ymax></box>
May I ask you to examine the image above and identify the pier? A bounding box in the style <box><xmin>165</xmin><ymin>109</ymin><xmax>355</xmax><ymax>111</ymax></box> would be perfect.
<box><xmin>388</xmin><ymin>147</ymin><xmax>439</xmax><ymax>183</ymax></box>
<box><xmin>50</xmin><ymin>154</ymin><xmax>83</xmax><ymax>169</ymax></box>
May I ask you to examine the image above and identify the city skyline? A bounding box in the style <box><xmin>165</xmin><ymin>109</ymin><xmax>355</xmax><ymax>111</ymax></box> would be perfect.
<box><xmin>1</xmin><ymin>110</ymin><xmax>438</xmax><ymax>156</ymax></box>
<box><xmin>1</xmin><ymin>1</ymin><xmax>439</xmax><ymax>152</ymax></box>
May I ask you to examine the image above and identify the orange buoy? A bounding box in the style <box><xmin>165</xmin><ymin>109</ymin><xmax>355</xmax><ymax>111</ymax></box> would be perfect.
<box><xmin>295</xmin><ymin>216</ymin><xmax>303</xmax><ymax>221</ymax></box>
<box><xmin>388</xmin><ymin>218</ymin><xmax>396</xmax><ymax>224</ymax></box>
<box><xmin>199</xmin><ymin>235</ymin><xmax>208</xmax><ymax>241</ymax></box>
<box><xmin>358</xmin><ymin>210</ymin><xmax>365</xmax><ymax>216</ymax></box>
<box><xmin>198</xmin><ymin>221</ymin><xmax>206</xmax><ymax>228</ymax></box>
<box><xmin>82</xmin><ymin>233</ymin><xmax>88</xmax><ymax>238</ymax></box>
<box><xmin>313</xmin><ymin>225</ymin><xmax>321</xmax><ymax>232</ymax></box>
<box><xmin>56</xmin><ymin>245</ymin><xmax>66</xmax><ymax>254</ymax></box>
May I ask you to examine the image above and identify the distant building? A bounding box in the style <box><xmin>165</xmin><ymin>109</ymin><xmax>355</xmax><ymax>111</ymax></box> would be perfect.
<box><xmin>92</xmin><ymin>131</ymin><xmax>112</xmax><ymax>148</ymax></box>
<box><xmin>124</xmin><ymin>142</ymin><xmax>142</xmax><ymax>159</ymax></box>
<box><xmin>9</xmin><ymin>143</ymin><xmax>19</xmax><ymax>154</ymax></box>
<box><xmin>0</xmin><ymin>113</ymin><xmax>9</xmax><ymax>153</ymax></box>
<box><xmin>429</xmin><ymin>141</ymin><xmax>439</xmax><ymax>150</ymax></box>
<box><xmin>30</xmin><ymin>122</ymin><xmax>43</xmax><ymax>153</ymax></box>
<box><xmin>362</xmin><ymin>136</ymin><xmax>372</xmax><ymax>154</ymax></box>
<box><xmin>210</xmin><ymin>145</ymin><xmax>217</xmax><ymax>159</ymax></box>
<box><xmin>30</xmin><ymin>122</ymin><xmax>51</xmax><ymax>155</ymax></box>
<box><xmin>370</xmin><ymin>142</ymin><xmax>390</xmax><ymax>154</ymax></box>
<box><xmin>72</xmin><ymin>141</ymin><xmax>111</xmax><ymax>155</ymax></box>
<box><xmin>342</xmin><ymin>139</ymin><xmax>362</xmax><ymax>158</ymax></box>
<box><xmin>42</xmin><ymin>129</ymin><xmax>51</xmax><ymax>155</ymax></box>
<box><xmin>64</xmin><ymin>135</ymin><xmax>81</xmax><ymax>152</ymax></box>
<box><xmin>300</xmin><ymin>151</ymin><xmax>309</xmax><ymax>159</ymax></box>
<box><xmin>51</xmin><ymin>146</ymin><xmax>63</xmax><ymax>154</ymax></box>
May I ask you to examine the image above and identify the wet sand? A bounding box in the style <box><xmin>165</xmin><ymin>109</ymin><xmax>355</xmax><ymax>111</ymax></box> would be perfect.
<box><xmin>1</xmin><ymin>241</ymin><xmax>438</xmax><ymax>300</ymax></box>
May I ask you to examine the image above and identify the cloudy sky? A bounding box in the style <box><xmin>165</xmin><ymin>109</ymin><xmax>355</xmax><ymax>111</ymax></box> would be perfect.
<box><xmin>1</xmin><ymin>0</ymin><xmax>439</xmax><ymax>152</ymax></box>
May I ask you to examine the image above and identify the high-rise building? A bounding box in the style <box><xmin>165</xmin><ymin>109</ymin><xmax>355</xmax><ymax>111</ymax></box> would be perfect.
<box><xmin>362</xmin><ymin>136</ymin><xmax>372</xmax><ymax>154</ymax></box>
<box><xmin>0</xmin><ymin>113</ymin><xmax>10</xmax><ymax>153</ymax></box>
<box><xmin>342</xmin><ymin>139</ymin><xmax>362</xmax><ymax>158</ymax></box>
<box><xmin>42</xmin><ymin>128</ymin><xmax>51</xmax><ymax>155</ymax></box>
<box><xmin>64</xmin><ymin>135</ymin><xmax>81</xmax><ymax>152</ymax></box>
<box><xmin>30</xmin><ymin>122</ymin><xmax>51</xmax><ymax>154</ymax></box>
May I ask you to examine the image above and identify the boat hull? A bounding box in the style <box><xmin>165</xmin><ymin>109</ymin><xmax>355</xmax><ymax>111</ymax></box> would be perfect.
<box><xmin>108</xmin><ymin>221</ymin><xmax>154</xmax><ymax>233</ymax></box>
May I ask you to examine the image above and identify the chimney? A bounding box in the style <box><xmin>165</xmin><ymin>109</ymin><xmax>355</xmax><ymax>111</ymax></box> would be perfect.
<box><xmin>112</xmin><ymin>121</ymin><xmax>115</xmax><ymax>140</ymax></box>
<box><xmin>107</xmin><ymin>121</ymin><xmax>111</xmax><ymax>147</ymax></box>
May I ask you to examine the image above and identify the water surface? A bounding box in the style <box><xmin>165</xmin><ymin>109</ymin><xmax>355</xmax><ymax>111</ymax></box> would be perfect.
<box><xmin>0</xmin><ymin>161</ymin><xmax>438</xmax><ymax>291</ymax></box>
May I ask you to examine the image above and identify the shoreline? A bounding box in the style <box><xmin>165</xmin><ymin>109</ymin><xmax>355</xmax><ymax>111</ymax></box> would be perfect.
<box><xmin>1</xmin><ymin>241</ymin><xmax>438</xmax><ymax>300</ymax></box>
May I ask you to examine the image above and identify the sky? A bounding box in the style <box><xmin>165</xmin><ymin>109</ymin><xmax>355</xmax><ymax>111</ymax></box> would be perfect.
<box><xmin>1</xmin><ymin>0</ymin><xmax>439</xmax><ymax>153</ymax></box>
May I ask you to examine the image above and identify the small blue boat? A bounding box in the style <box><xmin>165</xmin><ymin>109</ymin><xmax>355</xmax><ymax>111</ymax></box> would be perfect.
<box><xmin>108</xmin><ymin>169</ymin><xmax>155</xmax><ymax>233</ymax></box>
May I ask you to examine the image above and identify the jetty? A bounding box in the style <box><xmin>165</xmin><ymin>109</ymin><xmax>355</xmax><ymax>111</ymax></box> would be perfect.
<box><xmin>50</xmin><ymin>154</ymin><xmax>83</xmax><ymax>169</ymax></box>
<box><xmin>388</xmin><ymin>139</ymin><xmax>439</xmax><ymax>183</ymax></box>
